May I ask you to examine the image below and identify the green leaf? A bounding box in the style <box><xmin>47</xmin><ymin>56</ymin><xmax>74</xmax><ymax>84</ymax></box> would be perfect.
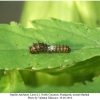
<box><xmin>15</xmin><ymin>76</ymin><xmax>100</xmax><ymax>93</ymax></box>
<box><xmin>0</xmin><ymin>69</ymin><xmax>25</xmax><ymax>92</ymax></box>
<box><xmin>0</xmin><ymin>22</ymin><xmax>36</xmax><ymax>69</ymax></box>
<box><xmin>30</xmin><ymin>18</ymin><xmax>100</xmax><ymax>69</ymax></box>
<box><xmin>0</xmin><ymin>18</ymin><xmax>100</xmax><ymax>71</ymax></box>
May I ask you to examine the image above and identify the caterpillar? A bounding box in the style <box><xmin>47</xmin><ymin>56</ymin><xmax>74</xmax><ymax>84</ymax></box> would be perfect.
<box><xmin>29</xmin><ymin>42</ymin><xmax>71</xmax><ymax>54</ymax></box>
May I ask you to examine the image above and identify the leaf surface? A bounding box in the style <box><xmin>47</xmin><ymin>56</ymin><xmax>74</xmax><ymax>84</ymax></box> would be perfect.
<box><xmin>0</xmin><ymin>69</ymin><xmax>25</xmax><ymax>92</ymax></box>
<box><xmin>0</xmin><ymin>19</ymin><xmax>100</xmax><ymax>71</ymax></box>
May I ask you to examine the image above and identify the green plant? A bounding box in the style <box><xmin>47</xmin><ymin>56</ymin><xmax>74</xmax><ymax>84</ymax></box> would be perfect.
<box><xmin>1</xmin><ymin>1</ymin><xmax>100</xmax><ymax>92</ymax></box>
<box><xmin>0</xmin><ymin>18</ymin><xmax>100</xmax><ymax>92</ymax></box>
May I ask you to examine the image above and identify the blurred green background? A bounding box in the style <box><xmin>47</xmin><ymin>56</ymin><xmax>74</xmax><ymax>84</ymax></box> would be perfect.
<box><xmin>20</xmin><ymin>1</ymin><xmax>100</xmax><ymax>28</ymax></box>
<box><xmin>1</xmin><ymin>1</ymin><xmax>100</xmax><ymax>28</ymax></box>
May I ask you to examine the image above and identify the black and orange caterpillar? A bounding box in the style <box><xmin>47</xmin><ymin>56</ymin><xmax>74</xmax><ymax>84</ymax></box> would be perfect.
<box><xmin>29</xmin><ymin>42</ymin><xmax>71</xmax><ymax>54</ymax></box>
